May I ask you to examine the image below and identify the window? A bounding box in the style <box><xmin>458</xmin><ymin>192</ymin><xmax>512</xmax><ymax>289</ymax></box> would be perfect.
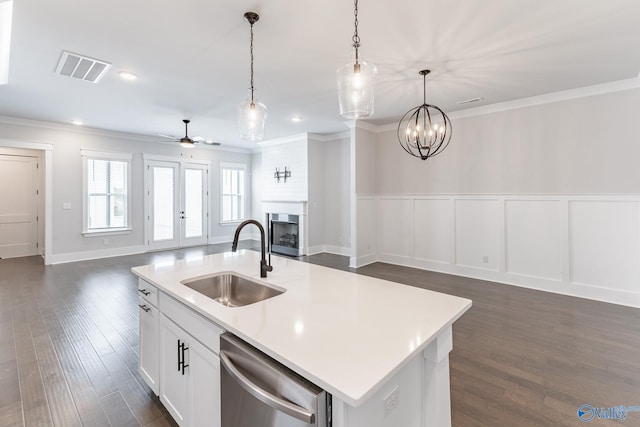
<box><xmin>220</xmin><ymin>163</ymin><xmax>246</xmax><ymax>223</ymax></box>
<box><xmin>82</xmin><ymin>150</ymin><xmax>132</xmax><ymax>234</ymax></box>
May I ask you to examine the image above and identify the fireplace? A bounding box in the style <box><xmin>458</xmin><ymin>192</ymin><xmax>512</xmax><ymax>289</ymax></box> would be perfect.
<box><xmin>269</xmin><ymin>213</ymin><xmax>301</xmax><ymax>257</ymax></box>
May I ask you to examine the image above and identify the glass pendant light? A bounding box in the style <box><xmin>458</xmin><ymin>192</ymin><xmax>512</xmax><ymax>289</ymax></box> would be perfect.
<box><xmin>238</xmin><ymin>12</ymin><xmax>267</xmax><ymax>141</ymax></box>
<box><xmin>337</xmin><ymin>0</ymin><xmax>377</xmax><ymax>119</ymax></box>
<box><xmin>397</xmin><ymin>70</ymin><xmax>452</xmax><ymax>160</ymax></box>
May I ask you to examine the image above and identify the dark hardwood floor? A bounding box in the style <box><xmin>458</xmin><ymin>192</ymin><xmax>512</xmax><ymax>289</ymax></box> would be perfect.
<box><xmin>1</xmin><ymin>243</ymin><xmax>639</xmax><ymax>426</ymax></box>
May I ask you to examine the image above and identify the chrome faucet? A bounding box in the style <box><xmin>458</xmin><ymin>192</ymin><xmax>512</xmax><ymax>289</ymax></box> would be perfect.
<box><xmin>231</xmin><ymin>219</ymin><xmax>273</xmax><ymax>278</ymax></box>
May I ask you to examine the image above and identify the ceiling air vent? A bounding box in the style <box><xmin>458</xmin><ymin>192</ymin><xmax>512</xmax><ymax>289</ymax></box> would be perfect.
<box><xmin>55</xmin><ymin>50</ymin><xmax>111</xmax><ymax>83</ymax></box>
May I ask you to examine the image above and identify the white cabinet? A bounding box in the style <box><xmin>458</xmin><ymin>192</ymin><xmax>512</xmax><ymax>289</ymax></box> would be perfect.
<box><xmin>159</xmin><ymin>314</ymin><xmax>221</xmax><ymax>427</ymax></box>
<box><xmin>138</xmin><ymin>280</ymin><xmax>159</xmax><ymax>395</ymax></box>
<box><xmin>157</xmin><ymin>292</ymin><xmax>223</xmax><ymax>427</ymax></box>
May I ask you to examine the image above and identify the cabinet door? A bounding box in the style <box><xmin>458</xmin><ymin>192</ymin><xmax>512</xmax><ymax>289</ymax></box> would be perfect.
<box><xmin>160</xmin><ymin>315</ymin><xmax>188</xmax><ymax>426</ymax></box>
<box><xmin>138</xmin><ymin>298</ymin><xmax>159</xmax><ymax>395</ymax></box>
<box><xmin>188</xmin><ymin>339</ymin><xmax>221</xmax><ymax>427</ymax></box>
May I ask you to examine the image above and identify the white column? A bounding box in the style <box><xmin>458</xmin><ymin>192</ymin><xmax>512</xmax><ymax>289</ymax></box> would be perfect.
<box><xmin>422</xmin><ymin>326</ymin><xmax>453</xmax><ymax>427</ymax></box>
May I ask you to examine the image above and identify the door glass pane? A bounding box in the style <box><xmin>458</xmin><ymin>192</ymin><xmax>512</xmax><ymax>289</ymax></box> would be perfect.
<box><xmin>184</xmin><ymin>169</ymin><xmax>203</xmax><ymax>238</ymax></box>
<box><xmin>153</xmin><ymin>167</ymin><xmax>174</xmax><ymax>241</ymax></box>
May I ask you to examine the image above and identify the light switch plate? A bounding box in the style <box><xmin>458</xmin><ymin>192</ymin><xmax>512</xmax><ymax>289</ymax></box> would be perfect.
<box><xmin>63</xmin><ymin>203</ymin><xmax>71</xmax><ymax>210</ymax></box>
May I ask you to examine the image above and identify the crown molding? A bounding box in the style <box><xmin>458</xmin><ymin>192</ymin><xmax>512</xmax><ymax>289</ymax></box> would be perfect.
<box><xmin>257</xmin><ymin>132</ymin><xmax>309</xmax><ymax>148</ymax></box>
<box><xmin>371</xmin><ymin>77</ymin><xmax>640</xmax><ymax>133</ymax></box>
<box><xmin>447</xmin><ymin>77</ymin><xmax>640</xmax><ymax>121</ymax></box>
<box><xmin>0</xmin><ymin>115</ymin><xmax>252</xmax><ymax>153</ymax></box>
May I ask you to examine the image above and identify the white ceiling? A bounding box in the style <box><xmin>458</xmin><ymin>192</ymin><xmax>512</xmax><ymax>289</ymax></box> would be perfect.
<box><xmin>1</xmin><ymin>0</ymin><xmax>640</xmax><ymax>150</ymax></box>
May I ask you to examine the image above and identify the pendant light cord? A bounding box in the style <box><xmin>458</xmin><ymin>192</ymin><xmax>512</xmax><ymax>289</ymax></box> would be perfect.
<box><xmin>352</xmin><ymin>0</ymin><xmax>360</xmax><ymax>63</ymax></box>
<box><xmin>249</xmin><ymin>20</ymin><xmax>255</xmax><ymax>104</ymax></box>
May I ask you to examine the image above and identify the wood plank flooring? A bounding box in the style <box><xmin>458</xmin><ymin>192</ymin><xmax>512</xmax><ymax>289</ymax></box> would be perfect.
<box><xmin>1</xmin><ymin>244</ymin><xmax>639</xmax><ymax>426</ymax></box>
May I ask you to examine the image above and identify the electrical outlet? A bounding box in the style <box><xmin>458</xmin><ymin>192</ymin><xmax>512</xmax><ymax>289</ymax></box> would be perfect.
<box><xmin>483</xmin><ymin>255</ymin><xmax>489</xmax><ymax>264</ymax></box>
<box><xmin>103</xmin><ymin>238</ymin><xmax>109</xmax><ymax>245</ymax></box>
<box><xmin>382</xmin><ymin>386</ymin><xmax>399</xmax><ymax>417</ymax></box>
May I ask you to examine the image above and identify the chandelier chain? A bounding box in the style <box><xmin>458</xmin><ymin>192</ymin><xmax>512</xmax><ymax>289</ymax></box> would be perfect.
<box><xmin>249</xmin><ymin>20</ymin><xmax>255</xmax><ymax>103</ymax></box>
<box><xmin>352</xmin><ymin>0</ymin><xmax>360</xmax><ymax>61</ymax></box>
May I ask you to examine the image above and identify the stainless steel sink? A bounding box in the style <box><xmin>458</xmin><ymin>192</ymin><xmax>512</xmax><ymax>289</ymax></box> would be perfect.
<box><xmin>180</xmin><ymin>272</ymin><xmax>285</xmax><ymax>307</ymax></box>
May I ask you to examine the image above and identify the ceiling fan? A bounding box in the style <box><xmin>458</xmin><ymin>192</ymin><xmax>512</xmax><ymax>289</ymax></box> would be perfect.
<box><xmin>157</xmin><ymin>119</ymin><xmax>221</xmax><ymax>148</ymax></box>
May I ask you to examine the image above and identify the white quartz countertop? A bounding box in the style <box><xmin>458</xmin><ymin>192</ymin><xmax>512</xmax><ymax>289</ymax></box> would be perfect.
<box><xmin>131</xmin><ymin>250</ymin><xmax>472</xmax><ymax>407</ymax></box>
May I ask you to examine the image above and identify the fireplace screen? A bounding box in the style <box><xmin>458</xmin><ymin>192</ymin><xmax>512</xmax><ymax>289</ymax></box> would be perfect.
<box><xmin>270</xmin><ymin>214</ymin><xmax>300</xmax><ymax>256</ymax></box>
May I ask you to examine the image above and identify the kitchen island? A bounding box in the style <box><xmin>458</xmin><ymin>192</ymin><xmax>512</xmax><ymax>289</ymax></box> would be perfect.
<box><xmin>132</xmin><ymin>250</ymin><xmax>471</xmax><ymax>427</ymax></box>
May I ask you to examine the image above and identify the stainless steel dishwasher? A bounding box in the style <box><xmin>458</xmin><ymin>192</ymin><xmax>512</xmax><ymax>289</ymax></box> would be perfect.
<box><xmin>220</xmin><ymin>333</ymin><xmax>330</xmax><ymax>427</ymax></box>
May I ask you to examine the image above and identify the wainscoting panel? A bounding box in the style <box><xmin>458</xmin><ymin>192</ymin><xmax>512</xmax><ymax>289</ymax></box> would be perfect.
<box><xmin>353</xmin><ymin>197</ymin><xmax>377</xmax><ymax>266</ymax></box>
<box><xmin>505</xmin><ymin>200</ymin><xmax>562</xmax><ymax>280</ymax></box>
<box><xmin>569</xmin><ymin>200</ymin><xmax>640</xmax><ymax>292</ymax></box>
<box><xmin>455</xmin><ymin>199</ymin><xmax>500</xmax><ymax>271</ymax></box>
<box><xmin>414</xmin><ymin>198</ymin><xmax>453</xmax><ymax>264</ymax></box>
<box><xmin>362</xmin><ymin>194</ymin><xmax>640</xmax><ymax>307</ymax></box>
<box><xmin>378</xmin><ymin>198</ymin><xmax>414</xmax><ymax>259</ymax></box>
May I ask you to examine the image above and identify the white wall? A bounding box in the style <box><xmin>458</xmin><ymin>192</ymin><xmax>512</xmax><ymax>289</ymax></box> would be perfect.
<box><xmin>322</xmin><ymin>135</ymin><xmax>351</xmax><ymax>253</ymax></box>
<box><xmin>354</xmin><ymin>87</ymin><xmax>640</xmax><ymax>307</ymax></box>
<box><xmin>254</xmin><ymin>133</ymin><xmax>352</xmax><ymax>256</ymax></box>
<box><xmin>261</xmin><ymin>135</ymin><xmax>309</xmax><ymax>201</ymax></box>
<box><xmin>0</xmin><ymin>118</ymin><xmax>253</xmax><ymax>263</ymax></box>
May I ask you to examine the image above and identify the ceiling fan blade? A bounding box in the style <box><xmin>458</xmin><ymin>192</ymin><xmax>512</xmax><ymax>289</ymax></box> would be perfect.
<box><xmin>192</xmin><ymin>136</ymin><xmax>206</xmax><ymax>142</ymax></box>
<box><xmin>156</xmin><ymin>133</ymin><xmax>178</xmax><ymax>140</ymax></box>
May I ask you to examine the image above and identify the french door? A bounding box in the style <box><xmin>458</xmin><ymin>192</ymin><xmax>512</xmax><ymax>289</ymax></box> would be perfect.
<box><xmin>146</xmin><ymin>160</ymin><xmax>209</xmax><ymax>250</ymax></box>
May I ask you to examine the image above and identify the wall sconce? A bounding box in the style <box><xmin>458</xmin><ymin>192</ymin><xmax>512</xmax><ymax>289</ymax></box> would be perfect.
<box><xmin>274</xmin><ymin>167</ymin><xmax>291</xmax><ymax>183</ymax></box>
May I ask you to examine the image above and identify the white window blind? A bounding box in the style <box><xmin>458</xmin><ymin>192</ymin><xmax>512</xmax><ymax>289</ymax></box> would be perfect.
<box><xmin>221</xmin><ymin>163</ymin><xmax>246</xmax><ymax>222</ymax></box>
<box><xmin>82</xmin><ymin>151</ymin><xmax>132</xmax><ymax>233</ymax></box>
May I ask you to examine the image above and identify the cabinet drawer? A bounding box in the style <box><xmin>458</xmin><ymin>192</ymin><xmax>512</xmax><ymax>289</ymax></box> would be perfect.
<box><xmin>160</xmin><ymin>292</ymin><xmax>224</xmax><ymax>354</ymax></box>
<box><xmin>138</xmin><ymin>279</ymin><xmax>159</xmax><ymax>307</ymax></box>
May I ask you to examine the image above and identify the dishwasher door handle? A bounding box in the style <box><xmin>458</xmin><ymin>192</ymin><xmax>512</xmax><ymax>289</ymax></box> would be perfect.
<box><xmin>220</xmin><ymin>350</ymin><xmax>316</xmax><ymax>424</ymax></box>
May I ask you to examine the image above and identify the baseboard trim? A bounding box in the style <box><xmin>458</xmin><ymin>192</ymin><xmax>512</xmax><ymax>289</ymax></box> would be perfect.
<box><xmin>48</xmin><ymin>245</ymin><xmax>147</xmax><ymax>265</ymax></box>
<box><xmin>308</xmin><ymin>245</ymin><xmax>351</xmax><ymax>257</ymax></box>
<box><xmin>378</xmin><ymin>254</ymin><xmax>640</xmax><ymax>309</ymax></box>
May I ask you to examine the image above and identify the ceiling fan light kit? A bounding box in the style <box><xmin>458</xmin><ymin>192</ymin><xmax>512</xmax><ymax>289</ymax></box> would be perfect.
<box><xmin>179</xmin><ymin>119</ymin><xmax>197</xmax><ymax>148</ymax></box>
<box><xmin>397</xmin><ymin>70</ymin><xmax>452</xmax><ymax>161</ymax></box>
<box><xmin>336</xmin><ymin>0</ymin><xmax>377</xmax><ymax>119</ymax></box>
<box><xmin>238</xmin><ymin>11</ymin><xmax>267</xmax><ymax>142</ymax></box>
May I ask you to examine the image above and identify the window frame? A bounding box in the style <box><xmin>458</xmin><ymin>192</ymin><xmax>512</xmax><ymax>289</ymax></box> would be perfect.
<box><xmin>81</xmin><ymin>150</ymin><xmax>133</xmax><ymax>236</ymax></box>
<box><xmin>219</xmin><ymin>162</ymin><xmax>247</xmax><ymax>225</ymax></box>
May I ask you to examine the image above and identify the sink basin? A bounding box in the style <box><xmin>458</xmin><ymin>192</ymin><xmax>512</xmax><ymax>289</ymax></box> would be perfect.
<box><xmin>180</xmin><ymin>272</ymin><xmax>285</xmax><ymax>307</ymax></box>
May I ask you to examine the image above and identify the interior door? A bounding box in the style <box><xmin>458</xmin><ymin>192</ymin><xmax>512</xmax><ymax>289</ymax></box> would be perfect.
<box><xmin>146</xmin><ymin>160</ymin><xmax>208</xmax><ymax>250</ymax></box>
<box><xmin>0</xmin><ymin>154</ymin><xmax>39</xmax><ymax>258</ymax></box>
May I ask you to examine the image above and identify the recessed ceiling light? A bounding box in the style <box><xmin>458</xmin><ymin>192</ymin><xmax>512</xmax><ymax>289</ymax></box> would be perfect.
<box><xmin>118</xmin><ymin>71</ymin><xmax>138</xmax><ymax>81</ymax></box>
<box><xmin>291</xmin><ymin>115</ymin><xmax>302</xmax><ymax>122</ymax></box>
<box><xmin>71</xmin><ymin>120</ymin><xmax>83</xmax><ymax>126</ymax></box>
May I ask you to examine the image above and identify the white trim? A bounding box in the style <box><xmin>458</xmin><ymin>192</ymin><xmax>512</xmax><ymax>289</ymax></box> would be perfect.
<box><xmin>307</xmin><ymin>245</ymin><xmax>351</xmax><ymax>257</ymax></box>
<box><xmin>82</xmin><ymin>153</ymin><xmax>132</xmax><ymax>234</ymax></box>
<box><xmin>349</xmin><ymin>253</ymin><xmax>376</xmax><ymax>269</ymax></box>
<box><xmin>257</xmin><ymin>133</ymin><xmax>309</xmax><ymax>148</ymax></box>
<box><xmin>308</xmin><ymin>131</ymin><xmax>351</xmax><ymax>142</ymax></box>
<box><xmin>363</xmin><ymin>77</ymin><xmax>640</xmax><ymax>133</ymax></box>
<box><xmin>0</xmin><ymin>138</ymin><xmax>53</xmax><ymax>151</ymax></box>
<box><xmin>47</xmin><ymin>244</ymin><xmax>146</xmax><ymax>265</ymax></box>
<box><xmin>361</xmin><ymin>193</ymin><xmax>640</xmax><ymax>308</ymax></box>
<box><xmin>0</xmin><ymin>138</ymin><xmax>53</xmax><ymax>264</ymax></box>
<box><xmin>142</xmin><ymin>153</ymin><xmax>211</xmax><ymax>165</ymax></box>
<box><xmin>220</xmin><ymin>162</ymin><xmax>248</xmax><ymax>223</ymax></box>
<box><xmin>82</xmin><ymin>228</ymin><xmax>132</xmax><ymax>237</ymax></box>
<box><xmin>80</xmin><ymin>149</ymin><xmax>132</xmax><ymax>160</ymax></box>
